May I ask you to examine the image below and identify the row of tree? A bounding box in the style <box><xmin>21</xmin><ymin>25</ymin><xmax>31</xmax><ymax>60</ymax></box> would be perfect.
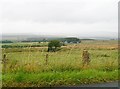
<box><xmin>0</xmin><ymin>40</ymin><xmax>13</xmax><ymax>43</ymax></box>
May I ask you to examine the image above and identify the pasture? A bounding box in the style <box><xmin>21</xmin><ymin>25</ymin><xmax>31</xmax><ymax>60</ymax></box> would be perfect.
<box><xmin>1</xmin><ymin>40</ymin><xmax>119</xmax><ymax>87</ymax></box>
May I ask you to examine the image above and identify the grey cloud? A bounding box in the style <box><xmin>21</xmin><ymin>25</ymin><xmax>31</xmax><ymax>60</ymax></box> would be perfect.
<box><xmin>1</xmin><ymin>0</ymin><xmax>118</xmax><ymax>23</ymax></box>
<box><xmin>0</xmin><ymin>0</ymin><xmax>118</xmax><ymax>38</ymax></box>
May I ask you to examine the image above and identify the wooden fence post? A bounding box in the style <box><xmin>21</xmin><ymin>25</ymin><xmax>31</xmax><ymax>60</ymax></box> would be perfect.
<box><xmin>82</xmin><ymin>50</ymin><xmax>90</xmax><ymax>67</ymax></box>
<box><xmin>45</xmin><ymin>54</ymin><xmax>48</xmax><ymax>65</ymax></box>
<box><xmin>2</xmin><ymin>54</ymin><xmax>7</xmax><ymax>73</ymax></box>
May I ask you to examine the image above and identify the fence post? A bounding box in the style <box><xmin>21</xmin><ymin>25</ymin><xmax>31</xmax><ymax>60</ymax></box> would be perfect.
<box><xmin>3</xmin><ymin>54</ymin><xmax>7</xmax><ymax>73</ymax></box>
<box><xmin>82</xmin><ymin>50</ymin><xmax>90</xmax><ymax>67</ymax></box>
<box><xmin>45</xmin><ymin>54</ymin><xmax>48</xmax><ymax>65</ymax></box>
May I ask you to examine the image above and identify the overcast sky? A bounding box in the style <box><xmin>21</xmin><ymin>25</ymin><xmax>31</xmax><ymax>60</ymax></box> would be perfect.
<box><xmin>0</xmin><ymin>0</ymin><xmax>119</xmax><ymax>38</ymax></box>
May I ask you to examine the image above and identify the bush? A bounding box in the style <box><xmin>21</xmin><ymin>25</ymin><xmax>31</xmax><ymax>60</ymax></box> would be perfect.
<box><xmin>48</xmin><ymin>40</ymin><xmax>61</xmax><ymax>52</ymax></box>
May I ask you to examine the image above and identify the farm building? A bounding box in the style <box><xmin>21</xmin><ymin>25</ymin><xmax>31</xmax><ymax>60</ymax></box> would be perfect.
<box><xmin>62</xmin><ymin>37</ymin><xmax>81</xmax><ymax>44</ymax></box>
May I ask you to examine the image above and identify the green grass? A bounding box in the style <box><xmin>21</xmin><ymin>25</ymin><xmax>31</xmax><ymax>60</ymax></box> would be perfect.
<box><xmin>2</xmin><ymin>70</ymin><xmax>118</xmax><ymax>87</ymax></box>
<box><xmin>1</xmin><ymin>40</ymin><xmax>119</xmax><ymax>87</ymax></box>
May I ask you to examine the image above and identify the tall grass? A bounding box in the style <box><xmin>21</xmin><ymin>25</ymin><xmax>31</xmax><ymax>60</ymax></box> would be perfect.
<box><xmin>1</xmin><ymin>40</ymin><xmax>119</xmax><ymax>87</ymax></box>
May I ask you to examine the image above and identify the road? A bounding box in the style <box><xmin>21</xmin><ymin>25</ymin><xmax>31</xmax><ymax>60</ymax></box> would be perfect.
<box><xmin>75</xmin><ymin>81</ymin><xmax>119</xmax><ymax>87</ymax></box>
<box><xmin>52</xmin><ymin>81</ymin><xmax>119</xmax><ymax>89</ymax></box>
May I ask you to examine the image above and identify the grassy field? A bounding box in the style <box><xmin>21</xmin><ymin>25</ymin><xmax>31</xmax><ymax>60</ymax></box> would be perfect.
<box><xmin>1</xmin><ymin>42</ymin><xmax>48</xmax><ymax>48</ymax></box>
<box><xmin>1</xmin><ymin>40</ymin><xmax>119</xmax><ymax>87</ymax></box>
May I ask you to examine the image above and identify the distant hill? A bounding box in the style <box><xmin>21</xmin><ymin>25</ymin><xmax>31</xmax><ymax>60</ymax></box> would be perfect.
<box><xmin>1</xmin><ymin>34</ymin><xmax>63</xmax><ymax>41</ymax></box>
<box><xmin>1</xmin><ymin>33</ymin><xmax>117</xmax><ymax>42</ymax></box>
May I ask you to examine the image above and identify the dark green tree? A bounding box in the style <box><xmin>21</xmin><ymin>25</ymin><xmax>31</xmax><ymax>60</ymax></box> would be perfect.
<box><xmin>48</xmin><ymin>40</ymin><xmax>61</xmax><ymax>52</ymax></box>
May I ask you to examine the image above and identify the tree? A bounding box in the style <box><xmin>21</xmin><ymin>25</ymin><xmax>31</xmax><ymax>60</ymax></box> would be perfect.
<box><xmin>48</xmin><ymin>40</ymin><xmax>61</xmax><ymax>52</ymax></box>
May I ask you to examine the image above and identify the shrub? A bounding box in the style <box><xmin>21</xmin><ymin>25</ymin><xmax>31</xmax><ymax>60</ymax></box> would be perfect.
<box><xmin>48</xmin><ymin>40</ymin><xmax>61</xmax><ymax>52</ymax></box>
